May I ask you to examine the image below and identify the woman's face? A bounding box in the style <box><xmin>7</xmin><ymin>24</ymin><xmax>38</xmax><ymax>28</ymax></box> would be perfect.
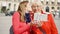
<box><xmin>20</xmin><ymin>3</ymin><xmax>29</xmax><ymax>12</ymax></box>
<box><xmin>31</xmin><ymin>3</ymin><xmax>41</xmax><ymax>12</ymax></box>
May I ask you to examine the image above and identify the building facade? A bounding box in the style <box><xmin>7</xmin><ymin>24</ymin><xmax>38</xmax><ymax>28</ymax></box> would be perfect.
<box><xmin>0</xmin><ymin>0</ymin><xmax>60</xmax><ymax>13</ymax></box>
<box><xmin>0</xmin><ymin>0</ymin><xmax>20</xmax><ymax>13</ymax></box>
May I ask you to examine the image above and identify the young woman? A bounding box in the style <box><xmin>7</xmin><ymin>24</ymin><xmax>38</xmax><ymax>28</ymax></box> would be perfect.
<box><xmin>30</xmin><ymin>3</ymin><xmax>58</xmax><ymax>34</ymax></box>
<box><xmin>12</xmin><ymin>1</ymin><xmax>31</xmax><ymax>34</ymax></box>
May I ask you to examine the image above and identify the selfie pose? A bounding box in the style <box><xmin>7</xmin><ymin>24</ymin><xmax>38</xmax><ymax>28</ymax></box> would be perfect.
<box><xmin>12</xmin><ymin>1</ymin><xmax>31</xmax><ymax>34</ymax></box>
<box><xmin>30</xmin><ymin>2</ymin><xmax>58</xmax><ymax>34</ymax></box>
<box><xmin>12</xmin><ymin>1</ymin><xmax>58</xmax><ymax>34</ymax></box>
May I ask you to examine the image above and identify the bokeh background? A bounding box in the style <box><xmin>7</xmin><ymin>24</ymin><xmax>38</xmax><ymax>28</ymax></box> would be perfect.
<box><xmin>0</xmin><ymin>0</ymin><xmax>60</xmax><ymax>34</ymax></box>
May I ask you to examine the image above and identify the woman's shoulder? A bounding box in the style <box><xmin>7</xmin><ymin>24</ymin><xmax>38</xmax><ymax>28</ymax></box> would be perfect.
<box><xmin>14</xmin><ymin>11</ymin><xmax>19</xmax><ymax>14</ymax></box>
<box><xmin>13</xmin><ymin>11</ymin><xmax>20</xmax><ymax>15</ymax></box>
<box><xmin>13</xmin><ymin>11</ymin><xmax>20</xmax><ymax>16</ymax></box>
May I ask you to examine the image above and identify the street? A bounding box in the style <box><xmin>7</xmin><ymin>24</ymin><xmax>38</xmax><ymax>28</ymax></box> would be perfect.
<box><xmin>0</xmin><ymin>14</ymin><xmax>60</xmax><ymax>34</ymax></box>
<box><xmin>54</xmin><ymin>15</ymin><xmax>60</xmax><ymax>34</ymax></box>
<box><xmin>0</xmin><ymin>15</ymin><xmax>12</xmax><ymax>34</ymax></box>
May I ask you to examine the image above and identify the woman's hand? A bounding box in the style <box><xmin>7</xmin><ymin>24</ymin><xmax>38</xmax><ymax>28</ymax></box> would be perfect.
<box><xmin>27</xmin><ymin>21</ymin><xmax>43</xmax><ymax>27</ymax></box>
<box><xmin>36</xmin><ymin>21</ymin><xmax>43</xmax><ymax>27</ymax></box>
<box><xmin>31</xmin><ymin>21</ymin><xmax>43</xmax><ymax>27</ymax></box>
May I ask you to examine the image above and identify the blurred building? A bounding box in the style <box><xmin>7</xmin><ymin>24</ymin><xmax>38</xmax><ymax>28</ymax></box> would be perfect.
<box><xmin>0</xmin><ymin>0</ymin><xmax>20</xmax><ymax>13</ymax></box>
<box><xmin>0</xmin><ymin>0</ymin><xmax>60</xmax><ymax>13</ymax></box>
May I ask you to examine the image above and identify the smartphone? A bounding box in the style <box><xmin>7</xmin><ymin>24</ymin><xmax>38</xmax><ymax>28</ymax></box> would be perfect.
<box><xmin>25</xmin><ymin>13</ymin><xmax>31</xmax><ymax>23</ymax></box>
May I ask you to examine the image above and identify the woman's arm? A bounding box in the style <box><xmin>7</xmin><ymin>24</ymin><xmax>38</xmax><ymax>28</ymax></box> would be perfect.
<box><xmin>48</xmin><ymin>14</ymin><xmax>58</xmax><ymax>34</ymax></box>
<box><xmin>12</xmin><ymin>12</ymin><xmax>30</xmax><ymax>34</ymax></box>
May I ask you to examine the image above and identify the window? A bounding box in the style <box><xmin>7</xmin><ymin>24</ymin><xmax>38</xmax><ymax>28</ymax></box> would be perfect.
<box><xmin>57</xmin><ymin>7</ymin><xmax>60</xmax><ymax>10</ymax></box>
<box><xmin>1</xmin><ymin>6</ymin><xmax>6</xmax><ymax>13</ymax></box>
<box><xmin>9</xmin><ymin>3</ymin><xmax>11</xmax><ymax>6</ymax></box>
<box><xmin>46</xmin><ymin>6</ymin><xmax>49</xmax><ymax>12</ymax></box>
<box><xmin>51</xmin><ymin>7</ymin><xmax>55</xmax><ymax>9</ymax></box>
<box><xmin>8</xmin><ymin>3</ymin><xmax>11</xmax><ymax>9</ymax></box>
<box><xmin>46</xmin><ymin>1</ymin><xmax>48</xmax><ymax>5</ymax></box>
<box><xmin>57</xmin><ymin>2</ymin><xmax>60</xmax><ymax>5</ymax></box>
<box><xmin>14</xmin><ymin>4</ymin><xmax>16</xmax><ymax>11</ymax></box>
<box><xmin>51</xmin><ymin>2</ymin><xmax>55</xmax><ymax>5</ymax></box>
<box><xmin>41</xmin><ymin>1</ymin><xmax>44</xmax><ymax>4</ymax></box>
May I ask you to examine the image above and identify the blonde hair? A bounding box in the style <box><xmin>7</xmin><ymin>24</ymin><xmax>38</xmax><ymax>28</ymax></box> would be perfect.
<box><xmin>31</xmin><ymin>2</ymin><xmax>43</xmax><ymax>13</ymax></box>
<box><xmin>17</xmin><ymin>1</ymin><xmax>29</xmax><ymax>22</ymax></box>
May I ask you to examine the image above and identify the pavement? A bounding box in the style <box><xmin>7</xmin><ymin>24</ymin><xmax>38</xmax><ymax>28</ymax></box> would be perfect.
<box><xmin>54</xmin><ymin>15</ymin><xmax>60</xmax><ymax>34</ymax></box>
<box><xmin>0</xmin><ymin>16</ymin><xmax>12</xmax><ymax>34</ymax></box>
<box><xmin>0</xmin><ymin>13</ymin><xmax>60</xmax><ymax>34</ymax></box>
<box><xmin>0</xmin><ymin>13</ymin><xmax>5</xmax><ymax>16</ymax></box>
